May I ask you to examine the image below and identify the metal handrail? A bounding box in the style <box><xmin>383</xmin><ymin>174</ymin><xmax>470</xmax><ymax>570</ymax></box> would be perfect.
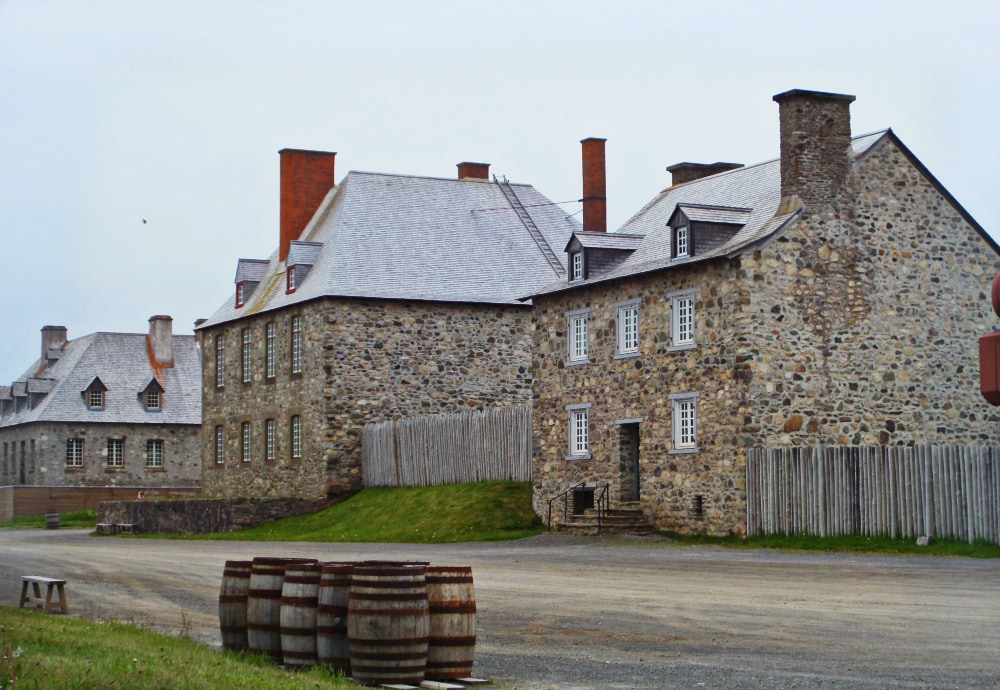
<box><xmin>595</xmin><ymin>482</ymin><xmax>610</xmax><ymax>533</ymax></box>
<box><xmin>547</xmin><ymin>481</ymin><xmax>586</xmax><ymax>531</ymax></box>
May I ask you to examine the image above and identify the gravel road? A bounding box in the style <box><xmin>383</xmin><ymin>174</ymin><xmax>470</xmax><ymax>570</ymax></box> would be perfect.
<box><xmin>1</xmin><ymin>529</ymin><xmax>998</xmax><ymax>689</ymax></box>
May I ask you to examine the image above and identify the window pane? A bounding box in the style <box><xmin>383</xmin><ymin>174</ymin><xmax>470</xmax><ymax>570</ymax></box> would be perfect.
<box><xmin>265</xmin><ymin>419</ymin><xmax>276</xmax><ymax>460</ymax></box>
<box><xmin>242</xmin><ymin>422</ymin><xmax>251</xmax><ymax>462</ymax></box>
<box><xmin>216</xmin><ymin>335</ymin><xmax>225</xmax><ymax>387</ymax></box>
<box><xmin>570</xmin><ymin>315</ymin><xmax>588</xmax><ymax>361</ymax></box>
<box><xmin>242</xmin><ymin>328</ymin><xmax>252</xmax><ymax>383</ymax></box>
<box><xmin>215</xmin><ymin>426</ymin><xmax>224</xmax><ymax>464</ymax></box>
<box><xmin>146</xmin><ymin>439</ymin><xmax>163</xmax><ymax>467</ymax></box>
<box><xmin>291</xmin><ymin>317</ymin><xmax>302</xmax><ymax>374</ymax></box>
<box><xmin>266</xmin><ymin>323</ymin><xmax>276</xmax><ymax>378</ymax></box>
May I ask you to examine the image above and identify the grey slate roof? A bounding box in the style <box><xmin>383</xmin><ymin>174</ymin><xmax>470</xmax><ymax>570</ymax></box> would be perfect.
<box><xmin>0</xmin><ymin>332</ymin><xmax>202</xmax><ymax>427</ymax></box>
<box><xmin>235</xmin><ymin>259</ymin><xmax>270</xmax><ymax>283</ymax></box>
<box><xmin>287</xmin><ymin>241</ymin><xmax>323</xmax><ymax>267</ymax></box>
<box><xmin>201</xmin><ymin>171</ymin><xmax>581</xmax><ymax>328</ymax></box>
<box><xmin>568</xmin><ymin>232</ymin><xmax>645</xmax><ymax>251</ymax></box>
<box><xmin>528</xmin><ymin>130</ymin><xmax>890</xmax><ymax>298</ymax></box>
<box><xmin>673</xmin><ymin>204</ymin><xmax>752</xmax><ymax>225</ymax></box>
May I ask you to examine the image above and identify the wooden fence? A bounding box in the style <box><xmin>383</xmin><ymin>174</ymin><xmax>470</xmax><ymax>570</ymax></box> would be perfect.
<box><xmin>362</xmin><ymin>405</ymin><xmax>532</xmax><ymax>487</ymax></box>
<box><xmin>747</xmin><ymin>445</ymin><xmax>1000</xmax><ymax>544</ymax></box>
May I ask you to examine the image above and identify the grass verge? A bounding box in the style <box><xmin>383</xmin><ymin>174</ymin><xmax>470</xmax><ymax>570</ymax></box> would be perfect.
<box><xmin>662</xmin><ymin>531</ymin><xmax>1000</xmax><ymax>558</ymax></box>
<box><xmin>0</xmin><ymin>606</ymin><xmax>349</xmax><ymax>689</ymax></box>
<box><xmin>0</xmin><ymin>510</ymin><xmax>97</xmax><ymax>530</ymax></box>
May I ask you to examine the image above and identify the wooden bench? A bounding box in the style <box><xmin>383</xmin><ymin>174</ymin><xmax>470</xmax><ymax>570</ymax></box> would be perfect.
<box><xmin>116</xmin><ymin>523</ymin><xmax>138</xmax><ymax>534</ymax></box>
<box><xmin>96</xmin><ymin>522</ymin><xmax>114</xmax><ymax>535</ymax></box>
<box><xmin>19</xmin><ymin>575</ymin><xmax>68</xmax><ymax>614</ymax></box>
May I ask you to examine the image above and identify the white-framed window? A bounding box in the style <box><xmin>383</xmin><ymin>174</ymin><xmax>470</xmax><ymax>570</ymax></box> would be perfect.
<box><xmin>107</xmin><ymin>438</ymin><xmax>124</xmax><ymax>467</ymax></box>
<box><xmin>241</xmin><ymin>422</ymin><xmax>251</xmax><ymax>462</ymax></box>
<box><xmin>287</xmin><ymin>266</ymin><xmax>297</xmax><ymax>293</ymax></box>
<box><xmin>215</xmin><ymin>335</ymin><xmax>225</xmax><ymax>388</ymax></box>
<box><xmin>265</xmin><ymin>323</ymin><xmax>276</xmax><ymax>379</ymax></box>
<box><xmin>566</xmin><ymin>403</ymin><xmax>591</xmax><ymax>459</ymax></box>
<box><xmin>235</xmin><ymin>282</ymin><xmax>245</xmax><ymax>308</ymax></box>
<box><xmin>265</xmin><ymin>419</ymin><xmax>276</xmax><ymax>460</ymax></box>
<box><xmin>291</xmin><ymin>316</ymin><xmax>303</xmax><ymax>374</ymax></box>
<box><xmin>615</xmin><ymin>299</ymin><xmax>640</xmax><ymax>357</ymax></box>
<box><xmin>214</xmin><ymin>425</ymin><xmax>224</xmax><ymax>464</ymax></box>
<box><xmin>241</xmin><ymin>328</ymin><xmax>252</xmax><ymax>383</ymax></box>
<box><xmin>566</xmin><ymin>309</ymin><xmax>590</xmax><ymax>364</ymax></box>
<box><xmin>570</xmin><ymin>252</ymin><xmax>584</xmax><ymax>281</ymax></box>
<box><xmin>291</xmin><ymin>415</ymin><xmax>302</xmax><ymax>458</ymax></box>
<box><xmin>669</xmin><ymin>289</ymin><xmax>697</xmax><ymax>350</ymax></box>
<box><xmin>145</xmin><ymin>439</ymin><xmax>163</xmax><ymax>467</ymax></box>
<box><xmin>88</xmin><ymin>389</ymin><xmax>104</xmax><ymax>409</ymax></box>
<box><xmin>66</xmin><ymin>439</ymin><xmax>83</xmax><ymax>467</ymax></box>
<box><xmin>669</xmin><ymin>393</ymin><xmax>699</xmax><ymax>453</ymax></box>
<box><xmin>674</xmin><ymin>225</ymin><xmax>690</xmax><ymax>259</ymax></box>
<box><xmin>146</xmin><ymin>390</ymin><xmax>160</xmax><ymax>410</ymax></box>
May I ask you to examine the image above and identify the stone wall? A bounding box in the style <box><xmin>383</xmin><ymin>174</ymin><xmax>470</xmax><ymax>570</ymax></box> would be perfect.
<box><xmin>0</xmin><ymin>421</ymin><xmax>201</xmax><ymax>487</ymax></box>
<box><xmin>98</xmin><ymin>496</ymin><xmax>333</xmax><ymax>534</ymax></box>
<box><xmin>201</xmin><ymin>297</ymin><xmax>534</xmax><ymax>499</ymax></box>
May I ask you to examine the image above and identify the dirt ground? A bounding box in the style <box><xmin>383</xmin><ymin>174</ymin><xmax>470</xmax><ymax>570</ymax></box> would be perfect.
<box><xmin>1</xmin><ymin>529</ymin><xmax>999</xmax><ymax>689</ymax></box>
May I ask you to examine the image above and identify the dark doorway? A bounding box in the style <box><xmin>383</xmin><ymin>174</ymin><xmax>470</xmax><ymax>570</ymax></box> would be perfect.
<box><xmin>618</xmin><ymin>423</ymin><xmax>640</xmax><ymax>502</ymax></box>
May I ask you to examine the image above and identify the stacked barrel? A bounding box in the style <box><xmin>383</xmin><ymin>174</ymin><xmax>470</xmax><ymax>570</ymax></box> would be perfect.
<box><xmin>219</xmin><ymin>558</ymin><xmax>476</xmax><ymax>686</ymax></box>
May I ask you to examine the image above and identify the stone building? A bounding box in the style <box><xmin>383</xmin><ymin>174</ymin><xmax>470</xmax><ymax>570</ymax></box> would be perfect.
<box><xmin>197</xmin><ymin>151</ymin><xmax>578</xmax><ymax>498</ymax></box>
<box><xmin>526</xmin><ymin>89</ymin><xmax>1000</xmax><ymax>536</ymax></box>
<box><xmin>0</xmin><ymin>316</ymin><xmax>202</xmax><ymax>487</ymax></box>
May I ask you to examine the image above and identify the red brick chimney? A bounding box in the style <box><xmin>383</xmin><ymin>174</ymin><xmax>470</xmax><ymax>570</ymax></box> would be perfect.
<box><xmin>457</xmin><ymin>162</ymin><xmax>490</xmax><ymax>180</ymax></box>
<box><xmin>772</xmin><ymin>89</ymin><xmax>856</xmax><ymax>211</ymax></box>
<box><xmin>279</xmin><ymin>149</ymin><xmax>337</xmax><ymax>262</ymax></box>
<box><xmin>581</xmin><ymin>137</ymin><xmax>607</xmax><ymax>234</ymax></box>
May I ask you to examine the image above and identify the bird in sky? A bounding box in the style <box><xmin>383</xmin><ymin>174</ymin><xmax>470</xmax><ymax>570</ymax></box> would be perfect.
<box><xmin>142</xmin><ymin>219</ymin><xmax>147</xmax><ymax>224</ymax></box>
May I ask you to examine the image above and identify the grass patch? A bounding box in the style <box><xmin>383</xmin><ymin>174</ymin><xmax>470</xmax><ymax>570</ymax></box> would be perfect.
<box><xmin>0</xmin><ymin>606</ymin><xmax>349</xmax><ymax>689</ymax></box>
<box><xmin>662</xmin><ymin>531</ymin><xmax>1000</xmax><ymax>558</ymax></box>
<box><xmin>0</xmin><ymin>510</ymin><xmax>97</xmax><ymax>530</ymax></box>
<box><xmin>197</xmin><ymin>481</ymin><xmax>544</xmax><ymax>543</ymax></box>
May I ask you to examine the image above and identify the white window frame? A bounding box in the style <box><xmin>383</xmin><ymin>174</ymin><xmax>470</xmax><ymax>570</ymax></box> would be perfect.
<box><xmin>669</xmin><ymin>392</ymin><xmax>699</xmax><ymax>454</ymax></box>
<box><xmin>291</xmin><ymin>316</ymin><xmax>303</xmax><ymax>374</ymax></box>
<box><xmin>669</xmin><ymin>289</ymin><xmax>697</xmax><ymax>351</ymax></box>
<box><xmin>66</xmin><ymin>439</ymin><xmax>83</xmax><ymax>467</ymax></box>
<box><xmin>570</xmin><ymin>251</ymin><xmax>584</xmax><ymax>281</ymax></box>
<box><xmin>241</xmin><ymin>328</ymin><xmax>252</xmax><ymax>383</ymax></box>
<box><xmin>265</xmin><ymin>419</ymin><xmax>276</xmax><ymax>460</ymax></box>
<box><xmin>215</xmin><ymin>335</ymin><xmax>225</xmax><ymax>388</ymax></box>
<box><xmin>215</xmin><ymin>425</ymin><xmax>224</xmax><ymax>464</ymax></box>
<box><xmin>287</xmin><ymin>266</ymin><xmax>297</xmax><ymax>293</ymax></box>
<box><xmin>674</xmin><ymin>224</ymin><xmax>690</xmax><ymax>259</ymax></box>
<box><xmin>566</xmin><ymin>309</ymin><xmax>590</xmax><ymax>365</ymax></box>
<box><xmin>291</xmin><ymin>415</ymin><xmax>302</xmax><ymax>458</ymax></box>
<box><xmin>241</xmin><ymin>422</ymin><xmax>251</xmax><ymax>462</ymax></box>
<box><xmin>265</xmin><ymin>323</ymin><xmax>276</xmax><ymax>379</ymax></box>
<box><xmin>615</xmin><ymin>299</ymin><xmax>640</xmax><ymax>358</ymax></box>
<box><xmin>235</xmin><ymin>282</ymin><xmax>245</xmax><ymax>308</ymax></box>
<box><xmin>88</xmin><ymin>389</ymin><xmax>104</xmax><ymax>409</ymax></box>
<box><xmin>146</xmin><ymin>389</ymin><xmax>161</xmax><ymax>410</ymax></box>
<box><xmin>566</xmin><ymin>403</ymin><xmax>591</xmax><ymax>459</ymax></box>
<box><xmin>107</xmin><ymin>438</ymin><xmax>124</xmax><ymax>467</ymax></box>
<box><xmin>145</xmin><ymin>439</ymin><xmax>164</xmax><ymax>467</ymax></box>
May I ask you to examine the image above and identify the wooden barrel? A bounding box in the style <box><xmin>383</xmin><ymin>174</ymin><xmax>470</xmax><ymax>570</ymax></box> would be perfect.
<box><xmin>45</xmin><ymin>511</ymin><xmax>60</xmax><ymax>530</ymax></box>
<box><xmin>247</xmin><ymin>557</ymin><xmax>316</xmax><ymax>662</ymax></box>
<box><xmin>218</xmin><ymin>560</ymin><xmax>253</xmax><ymax>651</ymax></box>
<box><xmin>425</xmin><ymin>566</ymin><xmax>477</xmax><ymax>680</ymax></box>
<box><xmin>348</xmin><ymin>564</ymin><xmax>429</xmax><ymax>686</ymax></box>
<box><xmin>280</xmin><ymin>562</ymin><xmax>322</xmax><ymax>667</ymax></box>
<box><xmin>316</xmin><ymin>564</ymin><xmax>353</xmax><ymax>672</ymax></box>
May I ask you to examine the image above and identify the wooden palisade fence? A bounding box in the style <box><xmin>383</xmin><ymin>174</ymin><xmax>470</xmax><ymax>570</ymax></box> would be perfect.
<box><xmin>747</xmin><ymin>445</ymin><xmax>1000</xmax><ymax>544</ymax></box>
<box><xmin>362</xmin><ymin>405</ymin><xmax>532</xmax><ymax>487</ymax></box>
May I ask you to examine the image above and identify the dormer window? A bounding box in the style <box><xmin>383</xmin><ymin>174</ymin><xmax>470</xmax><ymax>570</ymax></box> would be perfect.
<box><xmin>140</xmin><ymin>378</ymin><xmax>164</xmax><ymax>411</ymax></box>
<box><xmin>674</xmin><ymin>225</ymin><xmax>690</xmax><ymax>259</ymax></box>
<box><xmin>285</xmin><ymin>241</ymin><xmax>321</xmax><ymax>295</ymax></box>
<box><xmin>83</xmin><ymin>377</ymin><xmax>108</xmax><ymax>410</ymax></box>
<box><xmin>146</xmin><ymin>390</ymin><xmax>160</xmax><ymax>409</ymax></box>
<box><xmin>234</xmin><ymin>258</ymin><xmax>268</xmax><ymax>307</ymax></box>
<box><xmin>286</xmin><ymin>266</ymin><xmax>297</xmax><ymax>294</ymax></box>
<box><xmin>235</xmin><ymin>282</ymin><xmax>246</xmax><ymax>308</ymax></box>
<box><xmin>570</xmin><ymin>252</ymin><xmax>584</xmax><ymax>281</ymax></box>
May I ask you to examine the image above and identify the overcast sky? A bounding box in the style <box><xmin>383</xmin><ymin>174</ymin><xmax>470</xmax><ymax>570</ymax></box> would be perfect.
<box><xmin>2</xmin><ymin>0</ymin><xmax>998</xmax><ymax>384</ymax></box>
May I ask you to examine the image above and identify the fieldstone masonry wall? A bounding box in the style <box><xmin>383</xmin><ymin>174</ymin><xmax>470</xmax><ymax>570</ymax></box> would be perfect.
<box><xmin>201</xmin><ymin>297</ymin><xmax>533</xmax><ymax>499</ymax></box>
<box><xmin>98</xmin><ymin>496</ymin><xmax>333</xmax><ymax>534</ymax></box>
<box><xmin>532</xmin><ymin>136</ymin><xmax>1000</xmax><ymax>536</ymax></box>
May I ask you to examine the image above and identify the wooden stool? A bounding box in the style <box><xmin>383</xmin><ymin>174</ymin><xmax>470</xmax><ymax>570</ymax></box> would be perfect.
<box><xmin>19</xmin><ymin>575</ymin><xmax>68</xmax><ymax>614</ymax></box>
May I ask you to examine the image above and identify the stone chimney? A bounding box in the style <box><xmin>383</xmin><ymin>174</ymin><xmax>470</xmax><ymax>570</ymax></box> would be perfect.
<box><xmin>148</xmin><ymin>315</ymin><xmax>174</xmax><ymax>368</ymax></box>
<box><xmin>666</xmin><ymin>162</ymin><xmax>744</xmax><ymax>187</ymax></box>
<box><xmin>457</xmin><ymin>162</ymin><xmax>490</xmax><ymax>180</ymax></box>
<box><xmin>40</xmin><ymin>325</ymin><xmax>67</xmax><ymax>363</ymax></box>
<box><xmin>279</xmin><ymin>148</ymin><xmax>337</xmax><ymax>263</ymax></box>
<box><xmin>772</xmin><ymin>89</ymin><xmax>856</xmax><ymax>211</ymax></box>
<box><xmin>581</xmin><ymin>137</ymin><xmax>607</xmax><ymax>234</ymax></box>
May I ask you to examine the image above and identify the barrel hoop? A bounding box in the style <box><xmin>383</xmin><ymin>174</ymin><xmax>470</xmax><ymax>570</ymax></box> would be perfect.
<box><xmin>316</xmin><ymin>604</ymin><xmax>349</xmax><ymax>614</ymax></box>
<box><xmin>247</xmin><ymin>589</ymin><xmax>283</xmax><ymax>599</ymax></box>
<box><xmin>428</xmin><ymin>635</ymin><xmax>477</xmax><ymax>646</ymax></box>
<box><xmin>428</xmin><ymin>603</ymin><xmax>477</xmax><ymax>614</ymax></box>
<box><xmin>280</xmin><ymin>625</ymin><xmax>318</xmax><ymax>635</ymax></box>
<box><xmin>219</xmin><ymin>595</ymin><xmax>249</xmax><ymax>604</ymax></box>
<box><xmin>350</xmin><ymin>579</ymin><xmax>426</xmax><ymax>588</ymax></box>
<box><xmin>219</xmin><ymin>624</ymin><xmax>247</xmax><ymax>634</ymax></box>
<box><xmin>315</xmin><ymin>624</ymin><xmax>347</xmax><ymax>634</ymax></box>
<box><xmin>348</xmin><ymin>636</ymin><xmax>429</xmax><ymax>647</ymax></box>
<box><xmin>349</xmin><ymin>591</ymin><xmax>427</xmax><ymax>602</ymax></box>
<box><xmin>280</xmin><ymin>595</ymin><xmax>318</xmax><ymax>606</ymax></box>
<box><xmin>425</xmin><ymin>576</ymin><xmax>473</xmax><ymax>584</ymax></box>
<box><xmin>350</xmin><ymin>657</ymin><xmax>428</xmax><ymax>667</ymax></box>
<box><xmin>245</xmin><ymin>622</ymin><xmax>279</xmax><ymax>631</ymax></box>
<box><xmin>348</xmin><ymin>607</ymin><xmax>429</xmax><ymax>617</ymax></box>
<box><xmin>282</xmin><ymin>651</ymin><xmax>318</xmax><ymax>661</ymax></box>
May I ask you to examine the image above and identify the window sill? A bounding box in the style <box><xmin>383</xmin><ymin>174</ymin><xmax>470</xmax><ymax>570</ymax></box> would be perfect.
<box><xmin>565</xmin><ymin>358</ymin><xmax>591</xmax><ymax>367</ymax></box>
<box><xmin>144</xmin><ymin>466</ymin><xmax>165</xmax><ymax>472</ymax></box>
<box><xmin>104</xmin><ymin>467</ymin><xmax>126</xmax><ymax>472</ymax></box>
<box><xmin>614</xmin><ymin>351</ymin><xmax>640</xmax><ymax>360</ymax></box>
<box><xmin>65</xmin><ymin>465</ymin><xmax>83</xmax><ymax>471</ymax></box>
<box><xmin>667</xmin><ymin>343</ymin><xmax>696</xmax><ymax>352</ymax></box>
<box><xmin>668</xmin><ymin>447</ymin><xmax>699</xmax><ymax>455</ymax></box>
<box><xmin>565</xmin><ymin>453</ymin><xmax>592</xmax><ymax>461</ymax></box>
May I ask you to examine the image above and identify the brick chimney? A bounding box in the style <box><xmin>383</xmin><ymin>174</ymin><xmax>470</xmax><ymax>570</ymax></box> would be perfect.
<box><xmin>148</xmin><ymin>315</ymin><xmax>174</xmax><ymax>367</ymax></box>
<box><xmin>279</xmin><ymin>148</ymin><xmax>337</xmax><ymax>262</ymax></box>
<box><xmin>772</xmin><ymin>89</ymin><xmax>856</xmax><ymax>211</ymax></box>
<box><xmin>581</xmin><ymin>137</ymin><xmax>607</xmax><ymax>234</ymax></box>
<box><xmin>666</xmin><ymin>162</ymin><xmax>744</xmax><ymax>187</ymax></box>
<box><xmin>40</xmin><ymin>325</ymin><xmax>67</xmax><ymax>362</ymax></box>
<box><xmin>457</xmin><ymin>162</ymin><xmax>490</xmax><ymax>180</ymax></box>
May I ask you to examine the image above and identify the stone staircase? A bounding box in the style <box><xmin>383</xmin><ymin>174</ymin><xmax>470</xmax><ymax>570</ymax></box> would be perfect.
<box><xmin>556</xmin><ymin>502</ymin><xmax>655</xmax><ymax>536</ymax></box>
